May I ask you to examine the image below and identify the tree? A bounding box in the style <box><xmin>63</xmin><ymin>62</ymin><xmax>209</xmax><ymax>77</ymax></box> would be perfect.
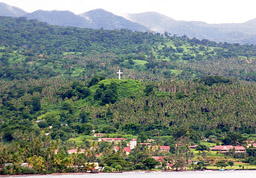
<box><xmin>196</xmin><ymin>144</ymin><xmax>209</xmax><ymax>152</ymax></box>
<box><xmin>143</xmin><ymin>158</ymin><xmax>160</xmax><ymax>170</ymax></box>
<box><xmin>228</xmin><ymin>160</ymin><xmax>234</xmax><ymax>168</ymax></box>
<box><xmin>215</xmin><ymin>160</ymin><xmax>228</xmax><ymax>169</ymax></box>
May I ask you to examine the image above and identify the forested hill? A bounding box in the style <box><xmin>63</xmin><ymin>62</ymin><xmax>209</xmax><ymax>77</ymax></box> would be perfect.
<box><xmin>1</xmin><ymin>16</ymin><xmax>256</xmax><ymax>81</ymax></box>
<box><xmin>2</xmin><ymin>16</ymin><xmax>256</xmax><ymax>174</ymax></box>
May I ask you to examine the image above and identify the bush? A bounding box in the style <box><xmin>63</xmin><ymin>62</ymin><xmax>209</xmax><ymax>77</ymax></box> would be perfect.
<box><xmin>103</xmin><ymin>166</ymin><xmax>113</xmax><ymax>172</ymax></box>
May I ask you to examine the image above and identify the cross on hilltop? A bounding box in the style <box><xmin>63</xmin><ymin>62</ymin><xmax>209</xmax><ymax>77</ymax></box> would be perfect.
<box><xmin>117</xmin><ymin>69</ymin><xmax>123</xmax><ymax>80</ymax></box>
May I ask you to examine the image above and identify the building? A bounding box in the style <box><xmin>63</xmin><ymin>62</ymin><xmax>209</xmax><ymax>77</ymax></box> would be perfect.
<box><xmin>93</xmin><ymin>133</ymin><xmax>105</xmax><ymax>137</ymax></box>
<box><xmin>67</xmin><ymin>148</ymin><xmax>85</xmax><ymax>154</ymax></box>
<box><xmin>160</xmin><ymin>146</ymin><xmax>170</xmax><ymax>152</ymax></box>
<box><xmin>189</xmin><ymin>145</ymin><xmax>198</xmax><ymax>149</ymax></box>
<box><xmin>98</xmin><ymin>138</ymin><xmax>126</xmax><ymax>143</ymax></box>
<box><xmin>129</xmin><ymin>139</ymin><xmax>137</xmax><ymax>149</ymax></box>
<box><xmin>152</xmin><ymin>156</ymin><xmax>165</xmax><ymax>162</ymax></box>
<box><xmin>210</xmin><ymin>145</ymin><xmax>246</xmax><ymax>153</ymax></box>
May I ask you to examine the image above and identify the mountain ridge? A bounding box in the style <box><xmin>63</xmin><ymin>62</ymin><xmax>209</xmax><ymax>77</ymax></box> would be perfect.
<box><xmin>0</xmin><ymin>2</ymin><xmax>27</xmax><ymax>17</ymax></box>
<box><xmin>1</xmin><ymin>2</ymin><xmax>256</xmax><ymax>44</ymax></box>
<box><xmin>79</xmin><ymin>8</ymin><xmax>148</xmax><ymax>31</ymax></box>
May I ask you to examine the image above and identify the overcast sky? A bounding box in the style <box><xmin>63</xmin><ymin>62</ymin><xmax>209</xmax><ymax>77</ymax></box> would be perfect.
<box><xmin>1</xmin><ymin>0</ymin><xmax>256</xmax><ymax>24</ymax></box>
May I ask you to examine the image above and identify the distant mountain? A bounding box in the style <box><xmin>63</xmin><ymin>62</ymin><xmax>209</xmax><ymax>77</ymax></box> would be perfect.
<box><xmin>23</xmin><ymin>10</ymin><xmax>94</xmax><ymax>28</ymax></box>
<box><xmin>80</xmin><ymin>9</ymin><xmax>147</xmax><ymax>31</ymax></box>
<box><xmin>1</xmin><ymin>2</ymin><xmax>256</xmax><ymax>44</ymax></box>
<box><xmin>127</xmin><ymin>12</ymin><xmax>256</xmax><ymax>44</ymax></box>
<box><xmin>0</xmin><ymin>2</ymin><xmax>27</xmax><ymax>17</ymax></box>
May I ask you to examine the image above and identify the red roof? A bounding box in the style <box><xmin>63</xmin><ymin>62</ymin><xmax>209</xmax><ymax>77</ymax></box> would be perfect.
<box><xmin>140</xmin><ymin>143</ymin><xmax>151</xmax><ymax>145</ymax></box>
<box><xmin>67</xmin><ymin>149</ymin><xmax>85</xmax><ymax>154</ymax></box>
<box><xmin>152</xmin><ymin>156</ymin><xmax>165</xmax><ymax>162</ymax></box>
<box><xmin>211</xmin><ymin>145</ymin><xmax>245</xmax><ymax>152</ymax></box>
<box><xmin>190</xmin><ymin>145</ymin><xmax>198</xmax><ymax>149</ymax></box>
<box><xmin>234</xmin><ymin>146</ymin><xmax>246</xmax><ymax>151</ymax></box>
<box><xmin>123</xmin><ymin>147</ymin><xmax>131</xmax><ymax>152</ymax></box>
<box><xmin>99</xmin><ymin>138</ymin><xmax>126</xmax><ymax>141</ymax></box>
<box><xmin>160</xmin><ymin>146</ymin><xmax>170</xmax><ymax>150</ymax></box>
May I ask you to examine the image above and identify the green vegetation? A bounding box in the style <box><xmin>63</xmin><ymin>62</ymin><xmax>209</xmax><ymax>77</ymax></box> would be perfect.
<box><xmin>1</xmin><ymin>16</ymin><xmax>256</xmax><ymax>174</ymax></box>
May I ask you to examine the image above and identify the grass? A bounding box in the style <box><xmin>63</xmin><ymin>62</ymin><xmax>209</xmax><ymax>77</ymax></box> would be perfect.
<box><xmin>200</xmin><ymin>141</ymin><xmax>216</xmax><ymax>147</ymax></box>
<box><xmin>90</xmin><ymin>79</ymin><xmax>144</xmax><ymax>99</ymax></box>
<box><xmin>207</xmin><ymin>163</ymin><xmax>256</xmax><ymax>170</ymax></box>
<box><xmin>170</xmin><ymin>69</ymin><xmax>182</xmax><ymax>75</ymax></box>
<box><xmin>133</xmin><ymin>60</ymin><xmax>148</xmax><ymax>65</ymax></box>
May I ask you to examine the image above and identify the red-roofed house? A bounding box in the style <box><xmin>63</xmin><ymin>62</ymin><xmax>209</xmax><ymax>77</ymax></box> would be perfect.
<box><xmin>160</xmin><ymin>146</ymin><xmax>170</xmax><ymax>152</ymax></box>
<box><xmin>114</xmin><ymin>146</ymin><xmax>131</xmax><ymax>155</ymax></box>
<box><xmin>67</xmin><ymin>149</ymin><xmax>85</xmax><ymax>154</ymax></box>
<box><xmin>123</xmin><ymin>147</ymin><xmax>131</xmax><ymax>155</ymax></box>
<box><xmin>211</xmin><ymin>145</ymin><xmax>245</xmax><ymax>153</ymax></box>
<box><xmin>98</xmin><ymin>138</ymin><xmax>126</xmax><ymax>143</ymax></box>
<box><xmin>190</xmin><ymin>145</ymin><xmax>198</xmax><ymax>149</ymax></box>
<box><xmin>234</xmin><ymin>146</ymin><xmax>246</xmax><ymax>153</ymax></box>
<box><xmin>152</xmin><ymin>156</ymin><xmax>165</xmax><ymax>162</ymax></box>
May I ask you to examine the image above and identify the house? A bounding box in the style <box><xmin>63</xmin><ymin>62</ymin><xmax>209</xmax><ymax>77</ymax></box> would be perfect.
<box><xmin>139</xmin><ymin>143</ymin><xmax>152</xmax><ymax>147</ymax></box>
<box><xmin>189</xmin><ymin>145</ymin><xmax>198</xmax><ymax>149</ymax></box>
<box><xmin>146</xmin><ymin>139</ymin><xmax>155</xmax><ymax>142</ymax></box>
<box><xmin>98</xmin><ymin>138</ymin><xmax>126</xmax><ymax>143</ymax></box>
<box><xmin>114</xmin><ymin>146</ymin><xmax>131</xmax><ymax>155</ymax></box>
<box><xmin>123</xmin><ymin>147</ymin><xmax>131</xmax><ymax>155</ymax></box>
<box><xmin>93</xmin><ymin>133</ymin><xmax>105</xmax><ymax>137</ymax></box>
<box><xmin>160</xmin><ymin>146</ymin><xmax>170</xmax><ymax>152</ymax></box>
<box><xmin>67</xmin><ymin>148</ymin><xmax>85</xmax><ymax>154</ymax></box>
<box><xmin>129</xmin><ymin>139</ymin><xmax>137</xmax><ymax>149</ymax></box>
<box><xmin>210</xmin><ymin>145</ymin><xmax>246</xmax><ymax>153</ymax></box>
<box><xmin>152</xmin><ymin>156</ymin><xmax>165</xmax><ymax>162</ymax></box>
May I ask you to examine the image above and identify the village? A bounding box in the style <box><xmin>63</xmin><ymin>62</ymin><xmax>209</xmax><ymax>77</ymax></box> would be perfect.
<box><xmin>46</xmin><ymin>132</ymin><xmax>256</xmax><ymax>172</ymax></box>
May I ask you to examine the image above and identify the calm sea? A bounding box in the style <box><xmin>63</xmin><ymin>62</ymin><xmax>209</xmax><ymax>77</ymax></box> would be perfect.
<box><xmin>3</xmin><ymin>171</ymin><xmax>256</xmax><ymax>178</ymax></box>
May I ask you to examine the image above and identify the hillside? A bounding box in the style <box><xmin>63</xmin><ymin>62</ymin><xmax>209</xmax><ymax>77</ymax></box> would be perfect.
<box><xmin>2</xmin><ymin>15</ymin><xmax>256</xmax><ymax>175</ymax></box>
<box><xmin>0</xmin><ymin>2</ymin><xmax>27</xmax><ymax>17</ymax></box>
<box><xmin>1</xmin><ymin>16</ymin><xmax>256</xmax><ymax>82</ymax></box>
<box><xmin>1</xmin><ymin>2</ymin><xmax>256</xmax><ymax>44</ymax></box>
<box><xmin>127</xmin><ymin>12</ymin><xmax>256</xmax><ymax>44</ymax></box>
<box><xmin>24</xmin><ymin>10</ymin><xmax>94</xmax><ymax>28</ymax></box>
<box><xmin>80</xmin><ymin>9</ymin><xmax>147</xmax><ymax>31</ymax></box>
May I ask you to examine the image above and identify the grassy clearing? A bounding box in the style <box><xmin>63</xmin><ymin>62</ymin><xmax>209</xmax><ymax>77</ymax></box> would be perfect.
<box><xmin>200</xmin><ymin>141</ymin><xmax>216</xmax><ymax>147</ymax></box>
<box><xmin>133</xmin><ymin>60</ymin><xmax>148</xmax><ymax>65</ymax></box>
<box><xmin>207</xmin><ymin>163</ymin><xmax>256</xmax><ymax>170</ymax></box>
<box><xmin>170</xmin><ymin>69</ymin><xmax>182</xmax><ymax>75</ymax></box>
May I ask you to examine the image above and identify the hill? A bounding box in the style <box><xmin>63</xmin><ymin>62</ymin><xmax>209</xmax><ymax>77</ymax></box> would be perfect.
<box><xmin>1</xmin><ymin>16</ymin><xmax>256</xmax><ymax>82</ymax></box>
<box><xmin>127</xmin><ymin>12</ymin><xmax>256</xmax><ymax>44</ymax></box>
<box><xmin>1</xmin><ymin>16</ymin><xmax>256</xmax><ymax>175</ymax></box>
<box><xmin>80</xmin><ymin>9</ymin><xmax>147</xmax><ymax>31</ymax></box>
<box><xmin>0</xmin><ymin>2</ymin><xmax>27</xmax><ymax>17</ymax></box>
<box><xmin>1</xmin><ymin>2</ymin><xmax>256</xmax><ymax>44</ymax></box>
<box><xmin>24</xmin><ymin>10</ymin><xmax>94</xmax><ymax>28</ymax></box>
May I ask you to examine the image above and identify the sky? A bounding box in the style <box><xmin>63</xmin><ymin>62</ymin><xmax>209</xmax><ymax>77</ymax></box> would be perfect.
<box><xmin>1</xmin><ymin>0</ymin><xmax>256</xmax><ymax>24</ymax></box>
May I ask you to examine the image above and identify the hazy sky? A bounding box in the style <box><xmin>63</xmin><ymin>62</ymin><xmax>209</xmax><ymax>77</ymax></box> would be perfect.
<box><xmin>1</xmin><ymin>0</ymin><xmax>256</xmax><ymax>24</ymax></box>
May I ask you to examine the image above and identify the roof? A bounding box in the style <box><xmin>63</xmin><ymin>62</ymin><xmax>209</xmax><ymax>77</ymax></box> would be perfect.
<box><xmin>211</xmin><ymin>145</ymin><xmax>245</xmax><ymax>151</ymax></box>
<box><xmin>234</xmin><ymin>146</ymin><xmax>246</xmax><ymax>150</ymax></box>
<box><xmin>140</xmin><ymin>143</ymin><xmax>151</xmax><ymax>145</ymax></box>
<box><xmin>123</xmin><ymin>147</ymin><xmax>131</xmax><ymax>152</ymax></box>
<box><xmin>99</xmin><ymin>138</ymin><xmax>126</xmax><ymax>141</ymax></box>
<box><xmin>190</xmin><ymin>145</ymin><xmax>198</xmax><ymax>148</ymax></box>
<box><xmin>152</xmin><ymin>156</ymin><xmax>165</xmax><ymax>162</ymax></box>
<box><xmin>160</xmin><ymin>146</ymin><xmax>170</xmax><ymax>150</ymax></box>
<box><xmin>67</xmin><ymin>149</ymin><xmax>85</xmax><ymax>154</ymax></box>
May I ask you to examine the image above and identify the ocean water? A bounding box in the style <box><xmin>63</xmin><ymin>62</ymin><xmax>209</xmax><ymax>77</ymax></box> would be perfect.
<box><xmin>4</xmin><ymin>170</ymin><xmax>256</xmax><ymax>178</ymax></box>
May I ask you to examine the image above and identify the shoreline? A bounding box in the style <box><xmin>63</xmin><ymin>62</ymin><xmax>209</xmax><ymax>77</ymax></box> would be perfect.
<box><xmin>2</xmin><ymin>169</ymin><xmax>256</xmax><ymax>177</ymax></box>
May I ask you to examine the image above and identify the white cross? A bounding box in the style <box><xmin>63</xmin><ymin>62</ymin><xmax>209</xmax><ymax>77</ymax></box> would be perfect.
<box><xmin>117</xmin><ymin>69</ymin><xmax>123</xmax><ymax>80</ymax></box>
